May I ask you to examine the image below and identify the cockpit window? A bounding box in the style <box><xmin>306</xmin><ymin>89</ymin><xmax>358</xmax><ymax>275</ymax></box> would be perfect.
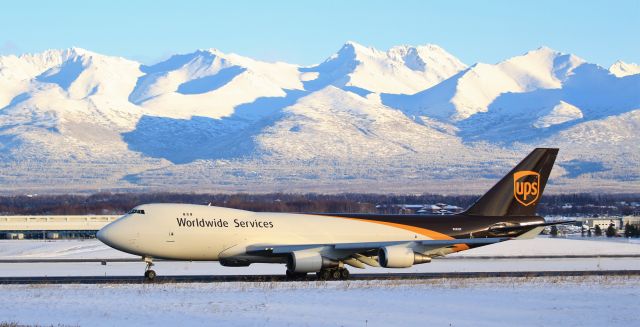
<box><xmin>127</xmin><ymin>209</ymin><xmax>146</xmax><ymax>214</ymax></box>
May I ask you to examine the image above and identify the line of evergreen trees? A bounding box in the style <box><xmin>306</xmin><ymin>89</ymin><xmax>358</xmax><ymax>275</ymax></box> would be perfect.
<box><xmin>0</xmin><ymin>192</ymin><xmax>637</xmax><ymax>216</ymax></box>
<box><xmin>624</xmin><ymin>223</ymin><xmax>640</xmax><ymax>238</ymax></box>
<box><xmin>580</xmin><ymin>223</ymin><xmax>640</xmax><ymax>238</ymax></box>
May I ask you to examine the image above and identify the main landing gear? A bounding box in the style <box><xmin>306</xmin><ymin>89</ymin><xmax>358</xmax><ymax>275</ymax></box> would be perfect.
<box><xmin>285</xmin><ymin>268</ymin><xmax>350</xmax><ymax>280</ymax></box>
<box><xmin>316</xmin><ymin>267</ymin><xmax>350</xmax><ymax>280</ymax></box>
<box><xmin>143</xmin><ymin>256</ymin><xmax>156</xmax><ymax>281</ymax></box>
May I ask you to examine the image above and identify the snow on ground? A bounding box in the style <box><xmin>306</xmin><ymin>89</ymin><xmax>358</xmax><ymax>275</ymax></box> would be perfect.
<box><xmin>0</xmin><ymin>276</ymin><xmax>638</xmax><ymax>327</ymax></box>
<box><xmin>1</xmin><ymin>238</ymin><xmax>638</xmax><ymax>326</ymax></box>
<box><xmin>0</xmin><ymin>237</ymin><xmax>638</xmax><ymax>277</ymax></box>
<box><xmin>0</xmin><ymin>239</ymin><xmax>137</xmax><ymax>259</ymax></box>
<box><xmin>449</xmin><ymin>237</ymin><xmax>640</xmax><ymax>257</ymax></box>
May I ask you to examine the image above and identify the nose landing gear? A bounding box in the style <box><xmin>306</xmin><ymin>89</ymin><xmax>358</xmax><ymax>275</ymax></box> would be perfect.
<box><xmin>143</xmin><ymin>256</ymin><xmax>156</xmax><ymax>281</ymax></box>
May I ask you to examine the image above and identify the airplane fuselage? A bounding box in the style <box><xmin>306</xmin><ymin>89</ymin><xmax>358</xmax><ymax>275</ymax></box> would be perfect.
<box><xmin>97</xmin><ymin>203</ymin><xmax>544</xmax><ymax>261</ymax></box>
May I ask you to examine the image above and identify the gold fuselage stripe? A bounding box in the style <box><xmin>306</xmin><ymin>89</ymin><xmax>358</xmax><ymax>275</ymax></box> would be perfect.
<box><xmin>323</xmin><ymin>215</ymin><xmax>471</xmax><ymax>252</ymax></box>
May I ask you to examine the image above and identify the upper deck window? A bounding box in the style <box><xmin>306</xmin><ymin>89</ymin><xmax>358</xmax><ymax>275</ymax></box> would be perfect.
<box><xmin>127</xmin><ymin>209</ymin><xmax>146</xmax><ymax>215</ymax></box>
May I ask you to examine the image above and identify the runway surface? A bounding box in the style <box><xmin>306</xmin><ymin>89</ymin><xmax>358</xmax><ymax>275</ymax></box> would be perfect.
<box><xmin>1</xmin><ymin>270</ymin><xmax>639</xmax><ymax>284</ymax></box>
<box><xmin>1</xmin><ymin>254</ymin><xmax>638</xmax><ymax>263</ymax></box>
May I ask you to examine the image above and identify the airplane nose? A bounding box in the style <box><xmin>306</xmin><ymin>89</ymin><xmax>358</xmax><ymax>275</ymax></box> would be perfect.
<box><xmin>96</xmin><ymin>217</ymin><xmax>141</xmax><ymax>255</ymax></box>
<box><xmin>97</xmin><ymin>220</ymin><xmax>130</xmax><ymax>249</ymax></box>
<box><xmin>96</xmin><ymin>227</ymin><xmax>106</xmax><ymax>243</ymax></box>
<box><xmin>96</xmin><ymin>224</ymin><xmax>114</xmax><ymax>246</ymax></box>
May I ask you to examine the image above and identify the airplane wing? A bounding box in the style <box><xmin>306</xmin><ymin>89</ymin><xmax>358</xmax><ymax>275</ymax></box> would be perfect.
<box><xmin>240</xmin><ymin>237</ymin><xmax>513</xmax><ymax>269</ymax></box>
<box><xmin>245</xmin><ymin>221</ymin><xmax>565</xmax><ymax>256</ymax></box>
<box><xmin>246</xmin><ymin>237</ymin><xmax>510</xmax><ymax>255</ymax></box>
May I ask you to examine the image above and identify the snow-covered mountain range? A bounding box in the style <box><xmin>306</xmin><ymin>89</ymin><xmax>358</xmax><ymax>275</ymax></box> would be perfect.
<box><xmin>0</xmin><ymin>42</ymin><xmax>638</xmax><ymax>194</ymax></box>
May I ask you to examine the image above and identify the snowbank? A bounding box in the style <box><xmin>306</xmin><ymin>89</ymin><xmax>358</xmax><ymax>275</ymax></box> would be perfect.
<box><xmin>0</xmin><ymin>276</ymin><xmax>637</xmax><ymax>327</ymax></box>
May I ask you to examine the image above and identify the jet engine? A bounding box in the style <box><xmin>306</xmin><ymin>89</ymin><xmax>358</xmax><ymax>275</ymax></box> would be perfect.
<box><xmin>287</xmin><ymin>251</ymin><xmax>338</xmax><ymax>273</ymax></box>
<box><xmin>378</xmin><ymin>246</ymin><xmax>431</xmax><ymax>268</ymax></box>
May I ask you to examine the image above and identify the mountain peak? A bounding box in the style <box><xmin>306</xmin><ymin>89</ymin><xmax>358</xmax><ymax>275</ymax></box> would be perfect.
<box><xmin>517</xmin><ymin>46</ymin><xmax>563</xmax><ymax>59</ymax></box>
<box><xmin>199</xmin><ymin>48</ymin><xmax>226</xmax><ymax>57</ymax></box>
<box><xmin>336</xmin><ymin>41</ymin><xmax>378</xmax><ymax>58</ymax></box>
<box><xmin>499</xmin><ymin>46</ymin><xmax>585</xmax><ymax>83</ymax></box>
<box><xmin>306</xmin><ymin>42</ymin><xmax>466</xmax><ymax>94</ymax></box>
<box><xmin>517</xmin><ymin>46</ymin><xmax>584</xmax><ymax>64</ymax></box>
<box><xmin>391</xmin><ymin>43</ymin><xmax>444</xmax><ymax>52</ymax></box>
<box><xmin>388</xmin><ymin>44</ymin><xmax>466</xmax><ymax>70</ymax></box>
<box><xmin>343</xmin><ymin>40</ymin><xmax>367</xmax><ymax>49</ymax></box>
<box><xmin>67</xmin><ymin>46</ymin><xmax>92</xmax><ymax>55</ymax></box>
<box><xmin>609</xmin><ymin>60</ymin><xmax>640</xmax><ymax>77</ymax></box>
<box><xmin>534</xmin><ymin>45</ymin><xmax>556</xmax><ymax>52</ymax></box>
<box><xmin>56</xmin><ymin>47</ymin><xmax>129</xmax><ymax>62</ymax></box>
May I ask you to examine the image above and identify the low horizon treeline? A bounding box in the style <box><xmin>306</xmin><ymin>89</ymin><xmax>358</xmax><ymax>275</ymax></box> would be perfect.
<box><xmin>0</xmin><ymin>192</ymin><xmax>638</xmax><ymax>216</ymax></box>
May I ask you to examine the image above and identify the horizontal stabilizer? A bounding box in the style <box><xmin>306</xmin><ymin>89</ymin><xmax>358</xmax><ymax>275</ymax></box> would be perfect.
<box><xmin>489</xmin><ymin>220</ymin><xmax>576</xmax><ymax>233</ymax></box>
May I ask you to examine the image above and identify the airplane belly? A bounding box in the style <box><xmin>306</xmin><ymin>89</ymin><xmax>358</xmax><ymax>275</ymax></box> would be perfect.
<box><xmin>137</xmin><ymin>230</ymin><xmax>229</xmax><ymax>260</ymax></box>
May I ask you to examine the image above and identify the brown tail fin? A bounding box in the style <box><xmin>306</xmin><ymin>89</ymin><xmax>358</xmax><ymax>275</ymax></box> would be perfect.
<box><xmin>463</xmin><ymin>148</ymin><xmax>558</xmax><ymax>216</ymax></box>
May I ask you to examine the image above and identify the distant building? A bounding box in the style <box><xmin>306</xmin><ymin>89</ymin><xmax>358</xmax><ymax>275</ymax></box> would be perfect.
<box><xmin>581</xmin><ymin>217</ymin><xmax>622</xmax><ymax>230</ymax></box>
<box><xmin>0</xmin><ymin>215</ymin><xmax>121</xmax><ymax>239</ymax></box>
<box><xmin>623</xmin><ymin>215</ymin><xmax>640</xmax><ymax>228</ymax></box>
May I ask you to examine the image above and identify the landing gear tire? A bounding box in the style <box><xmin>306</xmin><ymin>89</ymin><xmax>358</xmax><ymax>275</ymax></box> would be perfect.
<box><xmin>143</xmin><ymin>256</ymin><xmax>156</xmax><ymax>281</ymax></box>
<box><xmin>317</xmin><ymin>267</ymin><xmax>350</xmax><ymax>280</ymax></box>
<box><xmin>317</xmin><ymin>269</ymin><xmax>331</xmax><ymax>280</ymax></box>
<box><xmin>285</xmin><ymin>270</ymin><xmax>307</xmax><ymax>280</ymax></box>
<box><xmin>144</xmin><ymin>269</ymin><xmax>157</xmax><ymax>280</ymax></box>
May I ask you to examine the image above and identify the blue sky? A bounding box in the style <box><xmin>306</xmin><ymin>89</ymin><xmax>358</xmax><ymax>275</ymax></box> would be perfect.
<box><xmin>1</xmin><ymin>0</ymin><xmax>638</xmax><ymax>66</ymax></box>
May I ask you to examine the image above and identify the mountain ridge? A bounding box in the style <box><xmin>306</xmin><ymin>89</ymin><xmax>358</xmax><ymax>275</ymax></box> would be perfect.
<box><xmin>0</xmin><ymin>42</ymin><xmax>638</xmax><ymax>193</ymax></box>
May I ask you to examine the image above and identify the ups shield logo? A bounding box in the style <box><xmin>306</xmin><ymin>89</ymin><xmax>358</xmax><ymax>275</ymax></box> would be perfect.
<box><xmin>513</xmin><ymin>171</ymin><xmax>540</xmax><ymax>206</ymax></box>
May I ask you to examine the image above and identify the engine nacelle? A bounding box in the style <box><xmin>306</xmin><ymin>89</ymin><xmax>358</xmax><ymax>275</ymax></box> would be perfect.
<box><xmin>378</xmin><ymin>246</ymin><xmax>432</xmax><ymax>268</ymax></box>
<box><xmin>287</xmin><ymin>251</ymin><xmax>338</xmax><ymax>273</ymax></box>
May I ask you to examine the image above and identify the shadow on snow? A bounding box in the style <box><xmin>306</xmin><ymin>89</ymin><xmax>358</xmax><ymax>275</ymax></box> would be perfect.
<box><xmin>122</xmin><ymin>90</ymin><xmax>307</xmax><ymax>164</ymax></box>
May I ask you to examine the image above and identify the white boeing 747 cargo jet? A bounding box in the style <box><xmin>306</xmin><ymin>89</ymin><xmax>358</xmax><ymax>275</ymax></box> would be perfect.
<box><xmin>98</xmin><ymin>148</ymin><xmax>569</xmax><ymax>280</ymax></box>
